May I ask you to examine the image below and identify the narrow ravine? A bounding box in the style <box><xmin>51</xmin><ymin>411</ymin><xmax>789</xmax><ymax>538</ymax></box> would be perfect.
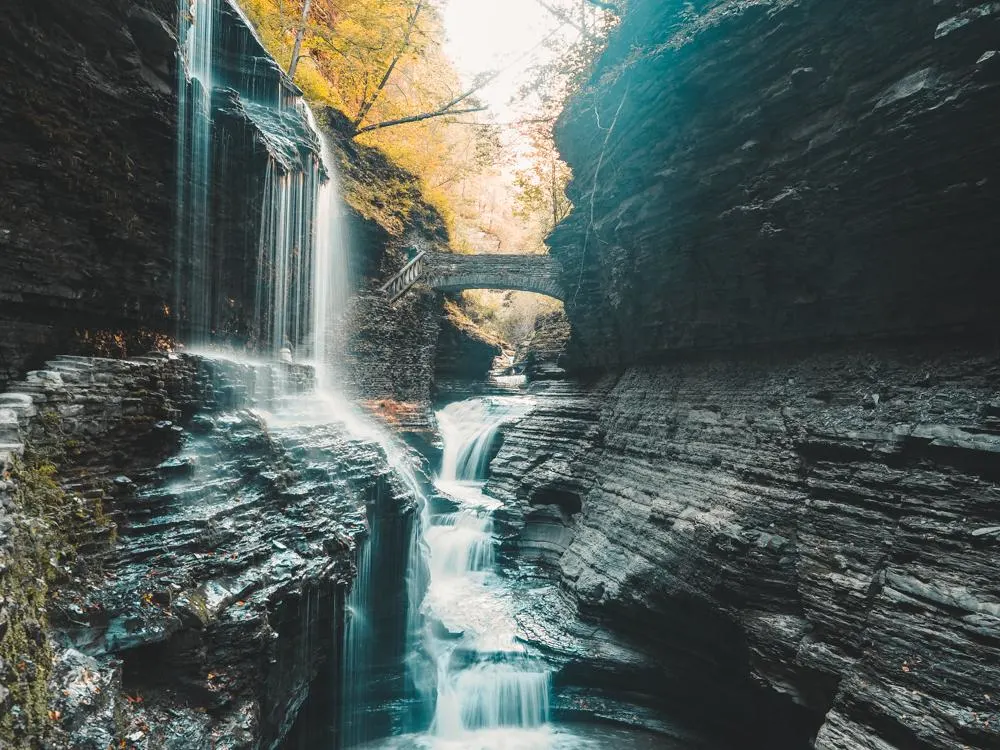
<box><xmin>354</xmin><ymin>397</ymin><xmax>670</xmax><ymax>750</ymax></box>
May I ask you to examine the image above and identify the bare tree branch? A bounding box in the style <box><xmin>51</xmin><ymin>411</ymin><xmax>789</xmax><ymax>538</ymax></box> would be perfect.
<box><xmin>354</xmin><ymin>19</ymin><xmax>570</xmax><ymax>137</ymax></box>
<box><xmin>355</xmin><ymin>106</ymin><xmax>487</xmax><ymax>134</ymax></box>
<box><xmin>287</xmin><ymin>0</ymin><xmax>313</xmax><ymax>79</ymax></box>
<box><xmin>353</xmin><ymin>0</ymin><xmax>425</xmax><ymax>128</ymax></box>
<box><xmin>534</xmin><ymin>0</ymin><xmax>600</xmax><ymax>42</ymax></box>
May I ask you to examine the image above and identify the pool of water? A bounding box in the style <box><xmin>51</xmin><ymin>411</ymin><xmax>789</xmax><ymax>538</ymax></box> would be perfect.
<box><xmin>358</xmin><ymin>723</ymin><xmax>680</xmax><ymax>750</ymax></box>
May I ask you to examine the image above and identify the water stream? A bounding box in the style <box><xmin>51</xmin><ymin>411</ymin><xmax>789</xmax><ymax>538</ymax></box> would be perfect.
<box><xmin>175</xmin><ymin>0</ymin><xmax>217</xmax><ymax>339</ymax></box>
<box><xmin>354</xmin><ymin>396</ymin><xmax>555</xmax><ymax>748</ymax></box>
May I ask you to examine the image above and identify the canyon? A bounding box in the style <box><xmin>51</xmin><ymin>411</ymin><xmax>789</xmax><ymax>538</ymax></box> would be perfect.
<box><xmin>2</xmin><ymin>0</ymin><xmax>999</xmax><ymax>749</ymax></box>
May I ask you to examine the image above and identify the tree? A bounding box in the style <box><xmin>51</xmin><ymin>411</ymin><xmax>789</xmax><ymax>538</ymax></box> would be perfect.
<box><xmin>350</xmin><ymin>0</ymin><xmax>425</xmax><ymax>128</ymax></box>
<box><xmin>286</xmin><ymin>0</ymin><xmax>313</xmax><ymax>79</ymax></box>
<box><xmin>246</xmin><ymin>0</ymin><xmax>504</xmax><ymax>138</ymax></box>
<box><xmin>513</xmin><ymin>151</ymin><xmax>572</xmax><ymax>234</ymax></box>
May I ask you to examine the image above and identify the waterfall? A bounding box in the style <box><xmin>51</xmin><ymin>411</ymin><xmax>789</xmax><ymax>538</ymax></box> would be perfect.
<box><xmin>308</xmin><ymin>108</ymin><xmax>351</xmax><ymax>390</ymax></box>
<box><xmin>437</xmin><ymin>398</ymin><xmax>532</xmax><ymax>487</ymax></box>
<box><xmin>341</xmin><ymin>525</ymin><xmax>375</xmax><ymax>749</ymax></box>
<box><xmin>175</xmin><ymin>0</ymin><xmax>217</xmax><ymax>341</ymax></box>
<box><xmin>254</xmin><ymin>164</ymin><xmax>319</xmax><ymax>356</ymax></box>
<box><xmin>410</xmin><ymin>396</ymin><xmax>549</xmax><ymax>744</ymax></box>
<box><xmin>175</xmin><ymin>0</ymin><xmax>337</xmax><ymax>356</ymax></box>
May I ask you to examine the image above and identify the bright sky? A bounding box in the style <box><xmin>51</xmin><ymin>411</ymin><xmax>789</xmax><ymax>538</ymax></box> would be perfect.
<box><xmin>442</xmin><ymin>0</ymin><xmax>566</xmax><ymax>119</ymax></box>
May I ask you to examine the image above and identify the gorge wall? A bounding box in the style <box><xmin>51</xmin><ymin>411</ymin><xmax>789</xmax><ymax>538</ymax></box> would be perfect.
<box><xmin>550</xmin><ymin>0</ymin><xmax>1000</xmax><ymax>367</ymax></box>
<box><xmin>0</xmin><ymin>0</ymin><xmax>178</xmax><ymax>386</ymax></box>
<box><xmin>486</xmin><ymin>1</ymin><xmax>1000</xmax><ymax>748</ymax></box>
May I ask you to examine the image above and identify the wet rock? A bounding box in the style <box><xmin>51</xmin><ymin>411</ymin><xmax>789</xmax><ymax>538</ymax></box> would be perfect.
<box><xmin>551</xmin><ymin>0</ymin><xmax>1000</xmax><ymax>370</ymax></box>
<box><xmin>435</xmin><ymin>300</ymin><xmax>505</xmax><ymax>382</ymax></box>
<box><xmin>513</xmin><ymin>310</ymin><xmax>571</xmax><ymax>380</ymax></box>
<box><xmin>155</xmin><ymin>456</ymin><xmax>196</xmax><ymax>478</ymax></box>
<box><xmin>490</xmin><ymin>343</ymin><xmax>1000</xmax><ymax>748</ymax></box>
<box><xmin>1</xmin><ymin>354</ymin><xmax>409</xmax><ymax>749</ymax></box>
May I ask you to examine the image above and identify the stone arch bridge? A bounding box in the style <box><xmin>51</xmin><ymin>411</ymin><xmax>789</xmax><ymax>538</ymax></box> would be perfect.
<box><xmin>380</xmin><ymin>250</ymin><xmax>565</xmax><ymax>302</ymax></box>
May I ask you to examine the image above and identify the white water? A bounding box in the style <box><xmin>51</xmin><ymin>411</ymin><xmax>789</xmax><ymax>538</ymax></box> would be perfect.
<box><xmin>308</xmin><ymin>107</ymin><xmax>352</xmax><ymax>390</ymax></box>
<box><xmin>437</xmin><ymin>399</ymin><xmax>532</xmax><ymax>487</ymax></box>
<box><xmin>175</xmin><ymin>0</ymin><xmax>217</xmax><ymax>339</ymax></box>
<box><xmin>407</xmin><ymin>396</ymin><xmax>553</xmax><ymax>748</ymax></box>
<box><xmin>342</xmin><ymin>517</ymin><xmax>376</xmax><ymax>749</ymax></box>
<box><xmin>254</xmin><ymin>164</ymin><xmax>320</xmax><ymax>354</ymax></box>
<box><xmin>176</xmin><ymin>0</ymin><xmax>346</xmax><ymax>358</ymax></box>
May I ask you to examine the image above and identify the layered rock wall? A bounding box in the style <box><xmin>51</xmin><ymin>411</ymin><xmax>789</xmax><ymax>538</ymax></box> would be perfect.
<box><xmin>490</xmin><ymin>343</ymin><xmax>1000</xmax><ymax>748</ymax></box>
<box><xmin>488</xmin><ymin>1</ymin><xmax>1000</xmax><ymax>747</ymax></box>
<box><xmin>0</xmin><ymin>355</ymin><xmax>403</xmax><ymax>749</ymax></box>
<box><xmin>0</xmin><ymin>0</ymin><xmax>178</xmax><ymax>386</ymax></box>
<box><xmin>551</xmin><ymin>0</ymin><xmax>1000</xmax><ymax>368</ymax></box>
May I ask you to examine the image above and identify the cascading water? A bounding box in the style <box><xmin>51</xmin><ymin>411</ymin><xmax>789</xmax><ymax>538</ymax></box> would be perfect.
<box><xmin>308</xmin><ymin>107</ymin><xmax>352</xmax><ymax>390</ymax></box>
<box><xmin>404</xmin><ymin>396</ymin><xmax>556</xmax><ymax>747</ymax></box>
<box><xmin>176</xmin><ymin>0</ymin><xmax>331</xmax><ymax>355</ymax></box>
<box><xmin>174</xmin><ymin>7</ymin><xmax>662</xmax><ymax>750</ymax></box>
<box><xmin>175</xmin><ymin>0</ymin><xmax>217</xmax><ymax>340</ymax></box>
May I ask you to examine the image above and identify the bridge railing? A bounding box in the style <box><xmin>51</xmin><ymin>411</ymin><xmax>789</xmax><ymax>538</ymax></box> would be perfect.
<box><xmin>379</xmin><ymin>251</ymin><xmax>426</xmax><ymax>303</ymax></box>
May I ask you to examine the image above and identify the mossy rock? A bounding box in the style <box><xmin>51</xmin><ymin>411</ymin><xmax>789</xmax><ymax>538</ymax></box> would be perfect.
<box><xmin>0</xmin><ymin>420</ymin><xmax>116</xmax><ymax>746</ymax></box>
<box><xmin>0</xmin><ymin>457</ymin><xmax>63</xmax><ymax>747</ymax></box>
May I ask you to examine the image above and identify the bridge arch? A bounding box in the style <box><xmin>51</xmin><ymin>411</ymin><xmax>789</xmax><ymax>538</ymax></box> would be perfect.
<box><xmin>381</xmin><ymin>250</ymin><xmax>565</xmax><ymax>302</ymax></box>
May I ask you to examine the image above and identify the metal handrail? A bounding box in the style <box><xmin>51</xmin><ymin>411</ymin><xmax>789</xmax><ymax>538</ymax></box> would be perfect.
<box><xmin>379</xmin><ymin>250</ymin><xmax>427</xmax><ymax>302</ymax></box>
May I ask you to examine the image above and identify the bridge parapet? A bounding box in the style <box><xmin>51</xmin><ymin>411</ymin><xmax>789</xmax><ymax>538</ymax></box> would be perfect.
<box><xmin>380</xmin><ymin>250</ymin><xmax>564</xmax><ymax>302</ymax></box>
<box><xmin>380</xmin><ymin>251</ymin><xmax>427</xmax><ymax>302</ymax></box>
<box><xmin>424</xmin><ymin>251</ymin><xmax>564</xmax><ymax>300</ymax></box>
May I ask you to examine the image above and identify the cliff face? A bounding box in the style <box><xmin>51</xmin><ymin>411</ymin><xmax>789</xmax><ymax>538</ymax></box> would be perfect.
<box><xmin>0</xmin><ymin>0</ymin><xmax>178</xmax><ymax>386</ymax></box>
<box><xmin>0</xmin><ymin>355</ymin><xmax>409</xmax><ymax>749</ymax></box>
<box><xmin>491</xmin><ymin>344</ymin><xmax>1000</xmax><ymax>748</ymax></box>
<box><xmin>551</xmin><ymin>0</ymin><xmax>1000</xmax><ymax>368</ymax></box>
<box><xmin>483</xmin><ymin>1</ymin><xmax>1000</xmax><ymax>747</ymax></box>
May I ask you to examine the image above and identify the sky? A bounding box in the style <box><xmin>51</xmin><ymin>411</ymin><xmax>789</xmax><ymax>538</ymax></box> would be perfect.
<box><xmin>442</xmin><ymin>0</ymin><xmax>566</xmax><ymax>120</ymax></box>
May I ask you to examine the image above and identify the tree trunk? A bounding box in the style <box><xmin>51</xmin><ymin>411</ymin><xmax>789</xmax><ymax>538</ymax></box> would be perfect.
<box><xmin>287</xmin><ymin>0</ymin><xmax>313</xmax><ymax>80</ymax></box>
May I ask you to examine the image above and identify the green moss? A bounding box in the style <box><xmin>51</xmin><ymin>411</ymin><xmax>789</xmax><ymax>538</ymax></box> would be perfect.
<box><xmin>0</xmin><ymin>412</ymin><xmax>114</xmax><ymax>747</ymax></box>
<box><xmin>0</xmin><ymin>456</ymin><xmax>66</xmax><ymax>747</ymax></box>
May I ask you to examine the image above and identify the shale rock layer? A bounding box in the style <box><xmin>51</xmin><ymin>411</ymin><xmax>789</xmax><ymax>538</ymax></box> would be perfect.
<box><xmin>551</xmin><ymin>0</ymin><xmax>1000</xmax><ymax>368</ymax></box>
<box><xmin>489</xmin><ymin>342</ymin><xmax>1000</xmax><ymax>749</ymax></box>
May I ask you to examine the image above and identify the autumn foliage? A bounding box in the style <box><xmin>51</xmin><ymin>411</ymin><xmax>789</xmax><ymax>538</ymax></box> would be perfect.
<box><xmin>239</xmin><ymin>0</ymin><xmax>615</xmax><ymax>344</ymax></box>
